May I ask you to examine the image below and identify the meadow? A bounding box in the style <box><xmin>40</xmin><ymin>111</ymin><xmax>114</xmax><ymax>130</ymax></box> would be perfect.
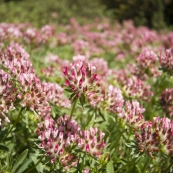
<box><xmin>0</xmin><ymin>13</ymin><xmax>173</xmax><ymax>173</ymax></box>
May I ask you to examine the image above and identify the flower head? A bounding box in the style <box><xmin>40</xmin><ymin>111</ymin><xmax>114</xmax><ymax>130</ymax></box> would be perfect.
<box><xmin>153</xmin><ymin>117</ymin><xmax>173</xmax><ymax>155</ymax></box>
<box><xmin>42</xmin><ymin>82</ymin><xmax>71</xmax><ymax>108</ymax></box>
<box><xmin>37</xmin><ymin>115</ymin><xmax>80</xmax><ymax>169</ymax></box>
<box><xmin>122</xmin><ymin>76</ymin><xmax>153</xmax><ymax>102</ymax></box>
<box><xmin>63</xmin><ymin>61</ymin><xmax>99</xmax><ymax>98</ymax></box>
<box><xmin>135</xmin><ymin>117</ymin><xmax>173</xmax><ymax>157</ymax></box>
<box><xmin>118</xmin><ymin>100</ymin><xmax>145</xmax><ymax>128</ymax></box>
<box><xmin>105</xmin><ymin>85</ymin><xmax>124</xmax><ymax>113</ymax></box>
<box><xmin>135</xmin><ymin>121</ymin><xmax>159</xmax><ymax>158</ymax></box>
<box><xmin>160</xmin><ymin>48</ymin><xmax>173</xmax><ymax>74</ymax></box>
<box><xmin>78</xmin><ymin>127</ymin><xmax>105</xmax><ymax>158</ymax></box>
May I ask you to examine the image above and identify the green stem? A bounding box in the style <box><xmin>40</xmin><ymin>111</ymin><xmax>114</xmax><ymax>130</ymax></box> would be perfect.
<box><xmin>0</xmin><ymin>107</ymin><xmax>25</xmax><ymax>143</ymax></box>
<box><xmin>114</xmin><ymin>156</ymin><xmax>142</xmax><ymax>173</ymax></box>
<box><xmin>25</xmin><ymin>155</ymin><xmax>44</xmax><ymax>173</ymax></box>
<box><xmin>70</xmin><ymin>99</ymin><xmax>78</xmax><ymax>118</ymax></box>
<box><xmin>142</xmin><ymin>156</ymin><xmax>152</xmax><ymax>173</ymax></box>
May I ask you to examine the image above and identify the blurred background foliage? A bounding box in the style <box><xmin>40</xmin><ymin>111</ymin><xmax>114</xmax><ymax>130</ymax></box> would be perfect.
<box><xmin>101</xmin><ymin>0</ymin><xmax>173</xmax><ymax>29</ymax></box>
<box><xmin>0</xmin><ymin>0</ymin><xmax>108</xmax><ymax>26</ymax></box>
<box><xmin>0</xmin><ymin>0</ymin><xmax>173</xmax><ymax>29</ymax></box>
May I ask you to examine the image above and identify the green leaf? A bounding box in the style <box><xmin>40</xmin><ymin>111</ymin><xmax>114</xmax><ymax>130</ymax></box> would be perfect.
<box><xmin>106</xmin><ymin>160</ymin><xmax>114</xmax><ymax>173</ymax></box>
<box><xmin>30</xmin><ymin>153</ymin><xmax>45</xmax><ymax>172</ymax></box>
<box><xmin>11</xmin><ymin>149</ymin><xmax>28</xmax><ymax>173</ymax></box>
<box><xmin>16</xmin><ymin>158</ymin><xmax>32</xmax><ymax>173</ymax></box>
<box><xmin>79</xmin><ymin>93</ymin><xmax>85</xmax><ymax>107</ymax></box>
<box><xmin>0</xmin><ymin>144</ymin><xmax>9</xmax><ymax>151</ymax></box>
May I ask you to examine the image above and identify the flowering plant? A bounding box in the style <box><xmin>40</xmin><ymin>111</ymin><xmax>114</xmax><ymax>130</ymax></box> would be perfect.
<box><xmin>1</xmin><ymin>19</ymin><xmax>173</xmax><ymax>173</ymax></box>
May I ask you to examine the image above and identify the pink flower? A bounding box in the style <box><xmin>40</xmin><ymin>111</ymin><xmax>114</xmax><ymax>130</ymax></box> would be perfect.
<box><xmin>63</xmin><ymin>61</ymin><xmax>99</xmax><ymax>98</ymax></box>
<box><xmin>122</xmin><ymin>76</ymin><xmax>153</xmax><ymax>102</ymax></box>
<box><xmin>160</xmin><ymin>48</ymin><xmax>173</xmax><ymax>74</ymax></box>
<box><xmin>135</xmin><ymin>121</ymin><xmax>159</xmax><ymax>158</ymax></box>
<box><xmin>118</xmin><ymin>100</ymin><xmax>145</xmax><ymax>128</ymax></box>
<box><xmin>153</xmin><ymin>117</ymin><xmax>173</xmax><ymax>155</ymax></box>
<box><xmin>37</xmin><ymin>115</ymin><xmax>106</xmax><ymax>169</ymax></box>
<box><xmin>90</xmin><ymin>58</ymin><xmax>109</xmax><ymax>78</ymax></box>
<box><xmin>137</xmin><ymin>47</ymin><xmax>158</xmax><ymax>68</ymax></box>
<box><xmin>82</xmin><ymin>168</ymin><xmax>90</xmax><ymax>173</ymax></box>
<box><xmin>105</xmin><ymin>85</ymin><xmax>124</xmax><ymax>113</ymax></box>
<box><xmin>135</xmin><ymin>117</ymin><xmax>173</xmax><ymax>157</ymax></box>
<box><xmin>136</xmin><ymin>47</ymin><xmax>160</xmax><ymax>77</ymax></box>
<box><xmin>42</xmin><ymin>82</ymin><xmax>71</xmax><ymax>108</ymax></box>
<box><xmin>78</xmin><ymin>127</ymin><xmax>105</xmax><ymax>158</ymax></box>
<box><xmin>0</xmin><ymin>44</ymin><xmax>51</xmax><ymax>119</ymax></box>
<box><xmin>160</xmin><ymin>88</ymin><xmax>173</xmax><ymax>116</ymax></box>
<box><xmin>37</xmin><ymin>115</ymin><xmax>80</xmax><ymax>169</ymax></box>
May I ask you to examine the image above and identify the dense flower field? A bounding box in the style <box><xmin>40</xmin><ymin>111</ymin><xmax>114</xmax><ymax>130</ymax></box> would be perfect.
<box><xmin>0</xmin><ymin>18</ymin><xmax>173</xmax><ymax>173</ymax></box>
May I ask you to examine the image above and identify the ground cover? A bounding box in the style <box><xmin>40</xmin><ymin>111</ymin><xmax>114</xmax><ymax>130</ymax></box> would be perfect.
<box><xmin>0</xmin><ymin>18</ymin><xmax>173</xmax><ymax>172</ymax></box>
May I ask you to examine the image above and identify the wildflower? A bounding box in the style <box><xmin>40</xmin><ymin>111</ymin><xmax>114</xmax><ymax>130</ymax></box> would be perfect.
<box><xmin>57</xmin><ymin>32</ymin><xmax>70</xmax><ymax>46</ymax></box>
<box><xmin>90</xmin><ymin>58</ymin><xmax>109</xmax><ymax>78</ymax></box>
<box><xmin>73</xmin><ymin>54</ymin><xmax>89</xmax><ymax>64</ymax></box>
<box><xmin>78</xmin><ymin>127</ymin><xmax>105</xmax><ymax>158</ymax></box>
<box><xmin>86</xmin><ymin>90</ymin><xmax>104</xmax><ymax>108</ymax></box>
<box><xmin>135</xmin><ymin>117</ymin><xmax>173</xmax><ymax>157</ymax></box>
<box><xmin>153</xmin><ymin>117</ymin><xmax>173</xmax><ymax>155</ymax></box>
<box><xmin>118</xmin><ymin>100</ymin><xmax>145</xmax><ymax>128</ymax></box>
<box><xmin>37</xmin><ymin>115</ymin><xmax>80</xmax><ymax>169</ymax></box>
<box><xmin>160</xmin><ymin>88</ymin><xmax>173</xmax><ymax>116</ymax></box>
<box><xmin>136</xmin><ymin>47</ymin><xmax>160</xmax><ymax>77</ymax></box>
<box><xmin>82</xmin><ymin>168</ymin><xmax>90</xmax><ymax>173</ymax></box>
<box><xmin>0</xmin><ymin>43</ymin><xmax>33</xmax><ymax>79</ymax></box>
<box><xmin>160</xmin><ymin>48</ymin><xmax>173</xmax><ymax>74</ymax></box>
<box><xmin>137</xmin><ymin>47</ymin><xmax>158</xmax><ymax>69</ymax></box>
<box><xmin>122</xmin><ymin>76</ymin><xmax>153</xmax><ymax>102</ymax></box>
<box><xmin>42</xmin><ymin>82</ymin><xmax>71</xmax><ymax>108</ymax></box>
<box><xmin>105</xmin><ymin>85</ymin><xmax>124</xmax><ymax>113</ymax></box>
<box><xmin>72</xmin><ymin>39</ymin><xmax>89</xmax><ymax>55</ymax></box>
<box><xmin>0</xmin><ymin>70</ymin><xmax>17</xmax><ymax>125</ymax></box>
<box><xmin>0</xmin><ymin>44</ymin><xmax>51</xmax><ymax>118</ymax></box>
<box><xmin>134</xmin><ymin>121</ymin><xmax>159</xmax><ymax>158</ymax></box>
<box><xmin>41</xmin><ymin>25</ymin><xmax>55</xmax><ymax>43</ymax></box>
<box><xmin>19</xmin><ymin>75</ymin><xmax>51</xmax><ymax>117</ymax></box>
<box><xmin>63</xmin><ymin>61</ymin><xmax>99</xmax><ymax>98</ymax></box>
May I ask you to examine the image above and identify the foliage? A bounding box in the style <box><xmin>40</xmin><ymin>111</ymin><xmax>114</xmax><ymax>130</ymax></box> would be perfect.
<box><xmin>1</xmin><ymin>16</ymin><xmax>173</xmax><ymax>173</ymax></box>
<box><xmin>0</xmin><ymin>0</ymin><xmax>107</xmax><ymax>27</ymax></box>
<box><xmin>101</xmin><ymin>0</ymin><xmax>173</xmax><ymax>29</ymax></box>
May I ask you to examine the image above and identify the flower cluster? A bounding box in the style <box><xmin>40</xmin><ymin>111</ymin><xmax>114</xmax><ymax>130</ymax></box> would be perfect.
<box><xmin>0</xmin><ymin>69</ymin><xmax>14</xmax><ymax>126</ymax></box>
<box><xmin>160</xmin><ymin>88</ymin><xmax>173</xmax><ymax>116</ymax></box>
<box><xmin>160</xmin><ymin>48</ymin><xmax>173</xmax><ymax>74</ymax></box>
<box><xmin>137</xmin><ymin>47</ymin><xmax>158</xmax><ymax>69</ymax></box>
<box><xmin>136</xmin><ymin>47</ymin><xmax>160</xmax><ymax>77</ymax></box>
<box><xmin>37</xmin><ymin>115</ymin><xmax>105</xmax><ymax>170</ymax></box>
<box><xmin>135</xmin><ymin>121</ymin><xmax>159</xmax><ymax>158</ymax></box>
<box><xmin>2</xmin><ymin>17</ymin><xmax>173</xmax><ymax>172</ymax></box>
<box><xmin>37</xmin><ymin>115</ymin><xmax>79</xmax><ymax>170</ymax></box>
<box><xmin>42</xmin><ymin>82</ymin><xmax>71</xmax><ymax>108</ymax></box>
<box><xmin>122</xmin><ymin>76</ymin><xmax>153</xmax><ymax>102</ymax></box>
<box><xmin>118</xmin><ymin>100</ymin><xmax>145</xmax><ymax>128</ymax></box>
<box><xmin>135</xmin><ymin>117</ymin><xmax>173</xmax><ymax>157</ymax></box>
<box><xmin>0</xmin><ymin>44</ymin><xmax>51</xmax><ymax>125</ymax></box>
<box><xmin>90</xmin><ymin>58</ymin><xmax>109</xmax><ymax>78</ymax></box>
<box><xmin>104</xmin><ymin>85</ymin><xmax>124</xmax><ymax>113</ymax></box>
<box><xmin>153</xmin><ymin>117</ymin><xmax>173</xmax><ymax>155</ymax></box>
<box><xmin>78</xmin><ymin>127</ymin><xmax>105</xmax><ymax>158</ymax></box>
<box><xmin>63</xmin><ymin>60</ymin><xmax>100</xmax><ymax>98</ymax></box>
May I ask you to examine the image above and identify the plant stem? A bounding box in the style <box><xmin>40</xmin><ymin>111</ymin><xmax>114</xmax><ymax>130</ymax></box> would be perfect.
<box><xmin>114</xmin><ymin>156</ymin><xmax>142</xmax><ymax>173</ymax></box>
<box><xmin>0</xmin><ymin>107</ymin><xmax>25</xmax><ymax>143</ymax></box>
<box><xmin>142</xmin><ymin>156</ymin><xmax>152</xmax><ymax>173</ymax></box>
<box><xmin>25</xmin><ymin>155</ymin><xmax>44</xmax><ymax>173</ymax></box>
<box><xmin>70</xmin><ymin>98</ymin><xmax>78</xmax><ymax>118</ymax></box>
